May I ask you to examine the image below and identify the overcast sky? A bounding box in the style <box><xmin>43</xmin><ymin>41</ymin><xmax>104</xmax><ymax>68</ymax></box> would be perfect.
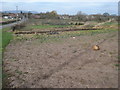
<box><xmin>1</xmin><ymin>0</ymin><xmax>119</xmax><ymax>2</ymax></box>
<box><xmin>1</xmin><ymin>0</ymin><xmax>119</xmax><ymax>15</ymax></box>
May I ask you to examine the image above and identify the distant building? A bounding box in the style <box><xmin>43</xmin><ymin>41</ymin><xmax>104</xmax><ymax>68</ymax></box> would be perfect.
<box><xmin>3</xmin><ymin>15</ymin><xmax>9</xmax><ymax>19</ymax></box>
<box><xmin>32</xmin><ymin>14</ymin><xmax>41</xmax><ymax>19</ymax></box>
<box><xmin>2</xmin><ymin>13</ymin><xmax>18</xmax><ymax>19</ymax></box>
<box><xmin>59</xmin><ymin>15</ymin><xmax>72</xmax><ymax>19</ymax></box>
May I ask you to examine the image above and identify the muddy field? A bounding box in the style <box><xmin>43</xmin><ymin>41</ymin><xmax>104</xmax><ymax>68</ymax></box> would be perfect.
<box><xmin>3</xmin><ymin>30</ymin><xmax>118</xmax><ymax>88</ymax></box>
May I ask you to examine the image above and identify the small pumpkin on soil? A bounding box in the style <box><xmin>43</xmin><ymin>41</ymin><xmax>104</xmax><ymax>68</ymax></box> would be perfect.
<box><xmin>93</xmin><ymin>45</ymin><xmax>100</xmax><ymax>50</ymax></box>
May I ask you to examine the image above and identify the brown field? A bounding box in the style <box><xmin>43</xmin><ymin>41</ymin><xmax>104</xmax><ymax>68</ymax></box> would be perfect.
<box><xmin>3</xmin><ymin>28</ymin><xmax>118</xmax><ymax>88</ymax></box>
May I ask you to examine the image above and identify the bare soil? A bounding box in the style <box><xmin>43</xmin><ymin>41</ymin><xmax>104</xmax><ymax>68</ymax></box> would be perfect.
<box><xmin>3</xmin><ymin>31</ymin><xmax>118</xmax><ymax>88</ymax></box>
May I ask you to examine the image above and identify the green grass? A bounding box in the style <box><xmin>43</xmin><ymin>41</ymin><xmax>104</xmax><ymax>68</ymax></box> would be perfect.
<box><xmin>0</xmin><ymin>29</ymin><xmax>2</xmax><ymax>58</ymax></box>
<box><xmin>15</xmin><ymin>28</ymin><xmax>117</xmax><ymax>44</ymax></box>
<box><xmin>115</xmin><ymin>64</ymin><xmax>120</xmax><ymax>67</ymax></box>
<box><xmin>20</xmin><ymin>24</ymin><xmax>72</xmax><ymax>31</ymax></box>
<box><xmin>1</xmin><ymin>18</ymin><xmax>16</xmax><ymax>22</ymax></box>
<box><xmin>1</xmin><ymin>27</ymin><xmax>13</xmax><ymax>89</ymax></box>
<box><xmin>103</xmin><ymin>21</ymin><xmax>118</xmax><ymax>26</ymax></box>
<box><xmin>0</xmin><ymin>29</ymin><xmax>2</xmax><ymax>89</ymax></box>
<box><xmin>30</xmin><ymin>25</ymin><xmax>72</xmax><ymax>29</ymax></box>
<box><xmin>2</xmin><ymin>27</ymin><xmax>11</xmax><ymax>32</ymax></box>
<box><xmin>15</xmin><ymin>69</ymin><xmax>22</xmax><ymax>75</ymax></box>
<box><xmin>115</xmin><ymin>64</ymin><xmax>120</xmax><ymax>70</ymax></box>
<box><xmin>2</xmin><ymin>31</ymin><xmax>13</xmax><ymax>50</ymax></box>
<box><xmin>2</xmin><ymin>27</ymin><xmax>13</xmax><ymax>50</ymax></box>
<box><xmin>0</xmin><ymin>29</ymin><xmax>2</xmax><ymax>50</ymax></box>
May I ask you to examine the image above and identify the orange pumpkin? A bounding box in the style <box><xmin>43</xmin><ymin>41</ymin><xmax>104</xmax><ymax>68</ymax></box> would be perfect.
<box><xmin>93</xmin><ymin>45</ymin><xmax>100</xmax><ymax>50</ymax></box>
